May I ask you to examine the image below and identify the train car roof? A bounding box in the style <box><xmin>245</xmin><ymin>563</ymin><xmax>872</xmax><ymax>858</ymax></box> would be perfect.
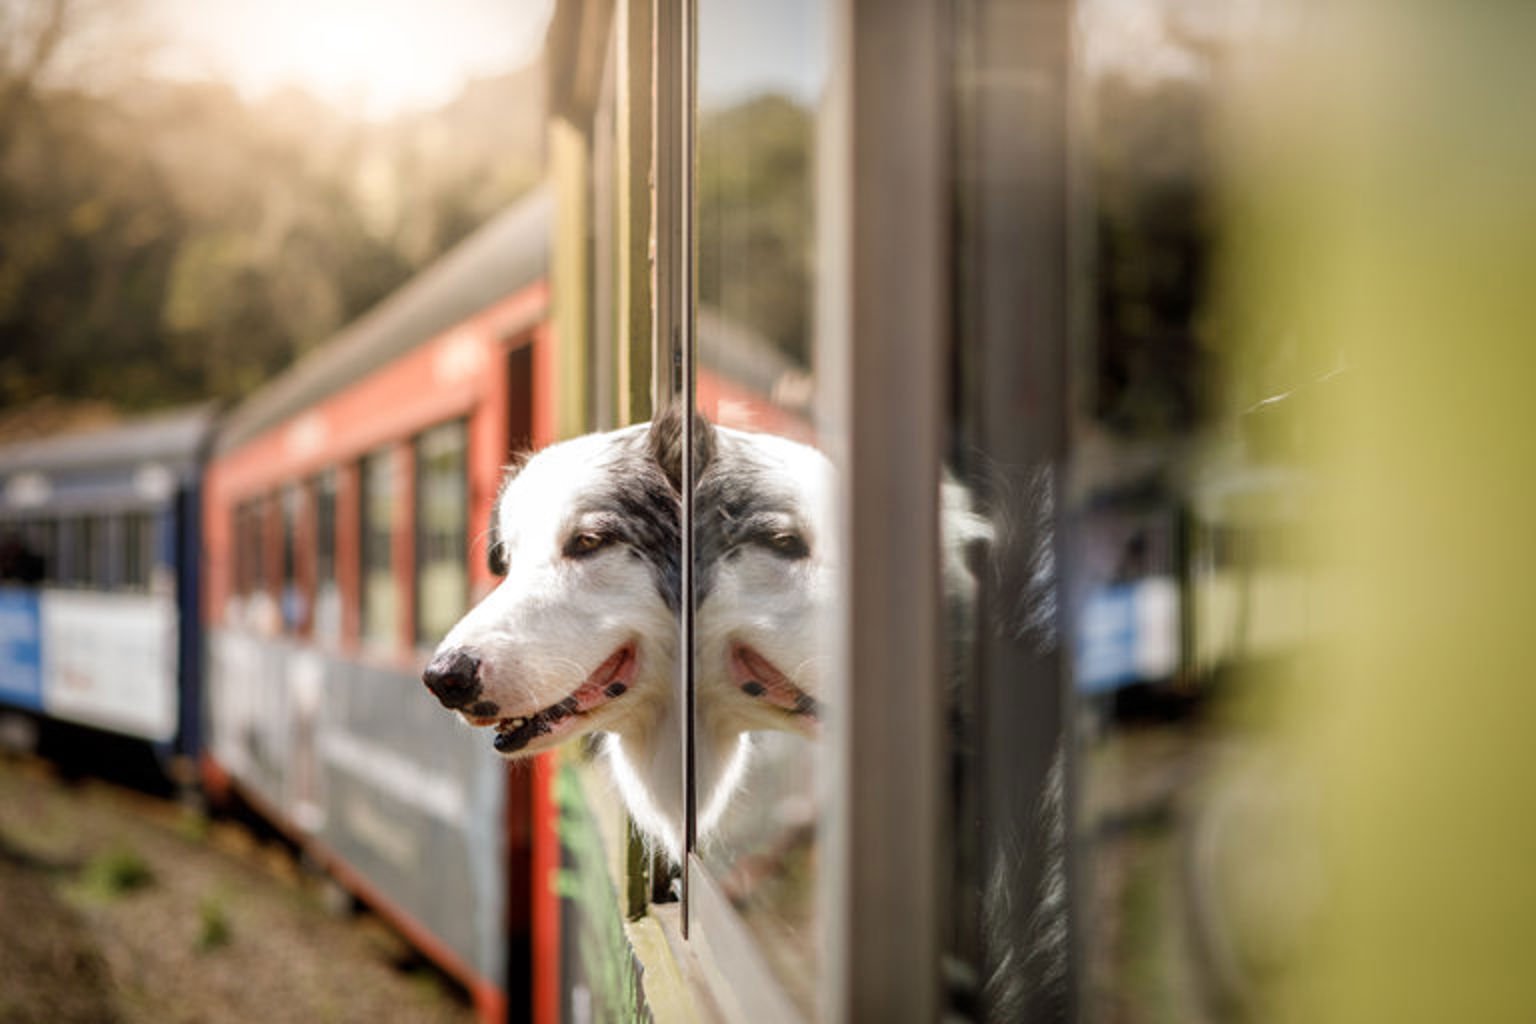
<box><xmin>0</xmin><ymin>404</ymin><xmax>217</xmax><ymax>478</ymax></box>
<box><xmin>215</xmin><ymin>185</ymin><xmax>552</xmax><ymax>455</ymax></box>
<box><xmin>0</xmin><ymin>404</ymin><xmax>217</xmax><ymax>515</ymax></box>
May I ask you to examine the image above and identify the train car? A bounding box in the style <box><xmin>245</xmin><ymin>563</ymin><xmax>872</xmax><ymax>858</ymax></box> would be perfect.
<box><xmin>0</xmin><ymin>405</ymin><xmax>215</xmax><ymax>770</ymax></box>
<box><xmin>200</xmin><ymin>187</ymin><xmax>556</xmax><ymax>1022</ymax></box>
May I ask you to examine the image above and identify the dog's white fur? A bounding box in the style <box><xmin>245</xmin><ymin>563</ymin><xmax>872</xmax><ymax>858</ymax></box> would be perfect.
<box><xmin>427</xmin><ymin>421</ymin><xmax>834</xmax><ymax>863</ymax></box>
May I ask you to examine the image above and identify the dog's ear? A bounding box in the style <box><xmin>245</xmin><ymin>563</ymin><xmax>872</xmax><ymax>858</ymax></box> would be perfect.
<box><xmin>648</xmin><ymin>406</ymin><xmax>716</xmax><ymax>493</ymax></box>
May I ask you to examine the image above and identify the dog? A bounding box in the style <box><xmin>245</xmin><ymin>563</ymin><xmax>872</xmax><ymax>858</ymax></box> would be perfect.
<box><xmin>421</xmin><ymin>412</ymin><xmax>833</xmax><ymax>862</ymax></box>
<box><xmin>694</xmin><ymin>424</ymin><xmax>835</xmax><ymax>742</ymax></box>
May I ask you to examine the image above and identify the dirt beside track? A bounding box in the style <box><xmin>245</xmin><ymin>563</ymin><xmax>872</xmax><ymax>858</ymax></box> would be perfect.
<box><xmin>0</xmin><ymin>751</ymin><xmax>477</xmax><ymax>1024</ymax></box>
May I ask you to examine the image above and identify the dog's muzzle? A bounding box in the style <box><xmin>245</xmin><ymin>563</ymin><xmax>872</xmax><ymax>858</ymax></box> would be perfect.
<box><xmin>422</xmin><ymin>648</ymin><xmax>482</xmax><ymax>710</ymax></box>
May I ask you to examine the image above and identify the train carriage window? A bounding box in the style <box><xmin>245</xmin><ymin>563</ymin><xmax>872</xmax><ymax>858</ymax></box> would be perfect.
<box><xmin>312</xmin><ymin>471</ymin><xmax>340</xmax><ymax>646</ymax></box>
<box><xmin>280</xmin><ymin>485</ymin><xmax>308</xmax><ymax>634</ymax></box>
<box><xmin>360</xmin><ymin>448</ymin><xmax>399</xmax><ymax>652</ymax></box>
<box><xmin>32</xmin><ymin>519</ymin><xmax>57</xmax><ymax>583</ymax></box>
<box><xmin>120</xmin><ymin>512</ymin><xmax>151</xmax><ymax>591</ymax></box>
<box><xmin>413</xmin><ymin>421</ymin><xmax>468</xmax><ymax>648</ymax></box>
<box><xmin>69</xmin><ymin>515</ymin><xmax>104</xmax><ymax>588</ymax></box>
<box><xmin>0</xmin><ymin>519</ymin><xmax>45</xmax><ymax>584</ymax></box>
<box><xmin>232</xmin><ymin>498</ymin><xmax>272</xmax><ymax>629</ymax></box>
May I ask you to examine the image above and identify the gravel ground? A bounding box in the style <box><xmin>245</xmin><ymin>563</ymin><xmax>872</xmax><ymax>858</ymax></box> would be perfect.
<box><xmin>0</xmin><ymin>747</ymin><xmax>478</xmax><ymax>1024</ymax></box>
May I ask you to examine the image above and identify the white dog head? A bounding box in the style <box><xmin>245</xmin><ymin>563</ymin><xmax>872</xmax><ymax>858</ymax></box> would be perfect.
<box><xmin>421</xmin><ymin>422</ymin><xmax>681</xmax><ymax>759</ymax></box>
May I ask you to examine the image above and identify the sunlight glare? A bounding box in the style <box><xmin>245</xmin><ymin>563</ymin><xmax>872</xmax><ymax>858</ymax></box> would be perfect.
<box><xmin>154</xmin><ymin>0</ymin><xmax>551</xmax><ymax>118</ymax></box>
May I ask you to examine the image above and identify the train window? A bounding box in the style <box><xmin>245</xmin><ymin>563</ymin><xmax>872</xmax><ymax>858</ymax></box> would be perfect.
<box><xmin>120</xmin><ymin>512</ymin><xmax>151</xmax><ymax>591</ymax></box>
<box><xmin>31</xmin><ymin>519</ymin><xmax>57</xmax><ymax>583</ymax></box>
<box><xmin>0</xmin><ymin>520</ymin><xmax>45</xmax><ymax>584</ymax></box>
<box><xmin>413</xmin><ymin>421</ymin><xmax>468</xmax><ymax>648</ymax></box>
<box><xmin>233</xmin><ymin>499</ymin><xmax>265</xmax><ymax>613</ymax></box>
<box><xmin>359</xmin><ymin>448</ymin><xmax>399</xmax><ymax>652</ymax></box>
<box><xmin>280</xmin><ymin>485</ymin><xmax>308</xmax><ymax>635</ymax></box>
<box><xmin>13</xmin><ymin>519</ymin><xmax>50</xmax><ymax>583</ymax></box>
<box><xmin>311</xmin><ymin>471</ymin><xmax>340</xmax><ymax>646</ymax></box>
<box><xmin>70</xmin><ymin>515</ymin><xmax>104</xmax><ymax>588</ymax></box>
<box><xmin>692</xmin><ymin>0</ymin><xmax>828</xmax><ymax>1012</ymax></box>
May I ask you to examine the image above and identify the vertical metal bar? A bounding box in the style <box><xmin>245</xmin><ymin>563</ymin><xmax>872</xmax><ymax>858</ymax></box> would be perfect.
<box><xmin>821</xmin><ymin>0</ymin><xmax>947</xmax><ymax>1019</ymax></box>
<box><xmin>652</xmin><ymin>0</ymin><xmax>696</xmax><ymax>934</ymax></box>
<box><xmin>679</xmin><ymin>0</ymin><xmax>698</xmax><ymax>919</ymax></box>
<box><xmin>958</xmin><ymin>1</ymin><xmax>1075</xmax><ymax>1017</ymax></box>
<box><xmin>617</xmin><ymin>0</ymin><xmax>655</xmax><ymax>424</ymax></box>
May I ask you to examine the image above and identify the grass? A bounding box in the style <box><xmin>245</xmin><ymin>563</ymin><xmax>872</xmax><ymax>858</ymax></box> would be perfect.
<box><xmin>79</xmin><ymin>844</ymin><xmax>155</xmax><ymax>900</ymax></box>
<box><xmin>195</xmin><ymin>892</ymin><xmax>232</xmax><ymax>952</ymax></box>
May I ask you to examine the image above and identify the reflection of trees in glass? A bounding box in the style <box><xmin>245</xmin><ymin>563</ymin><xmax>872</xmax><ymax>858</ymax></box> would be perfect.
<box><xmin>1092</xmin><ymin>73</ymin><xmax>1214</xmax><ymax>438</ymax></box>
<box><xmin>698</xmin><ymin>94</ymin><xmax>813</xmax><ymax>369</ymax></box>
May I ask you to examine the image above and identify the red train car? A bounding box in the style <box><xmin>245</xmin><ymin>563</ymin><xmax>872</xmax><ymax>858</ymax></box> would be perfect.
<box><xmin>201</xmin><ymin>188</ymin><xmax>559</xmax><ymax>1021</ymax></box>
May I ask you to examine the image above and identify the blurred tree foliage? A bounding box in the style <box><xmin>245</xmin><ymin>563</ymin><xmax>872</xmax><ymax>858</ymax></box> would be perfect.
<box><xmin>697</xmin><ymin>94</ymin><xmax>813</xmax><ymax>368</ymax></box>
<box><xmin>1091</xmin><ymin>70</ymin><xmax>1215</xmax><ymax>439</ymax></box>
<box><xmin>0</xmin><ymin>0</ymin><xmax>541</xmax><ymax>414</ymax></box>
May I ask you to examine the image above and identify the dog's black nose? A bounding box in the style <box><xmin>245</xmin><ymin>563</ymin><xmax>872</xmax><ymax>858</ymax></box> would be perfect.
<box><xmin>422</xmin><ymin>649</ymin><xmax>482</xmax><ymax>709</ymax></box>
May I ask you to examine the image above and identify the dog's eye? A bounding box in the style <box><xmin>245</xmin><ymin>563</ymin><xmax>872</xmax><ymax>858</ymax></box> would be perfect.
<box><xmin>763</xmin><ymin>531</ymin><xmax>810</xmax><ymax>559</ymax></box>
<box><xmin>564</xmin><ymin>531</ymin><xmax>613</xmax><ymax>558</ymax></box>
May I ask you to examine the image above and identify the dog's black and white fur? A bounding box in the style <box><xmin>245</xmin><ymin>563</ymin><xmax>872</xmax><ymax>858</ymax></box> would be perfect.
<box><xmin>422</xmin><ymin>412</ymin><xmax>832</xmax><ymax>861</ymax></box>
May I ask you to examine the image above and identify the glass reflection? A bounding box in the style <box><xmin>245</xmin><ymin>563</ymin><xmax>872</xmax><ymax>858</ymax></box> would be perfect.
<box><xmin>1071</xmin><ymin>2</ymin><xmax>1317</xmax><ymax>1021</ymax></box>
<box><xmin>695</xmin><ymin>0</ymin><xmax>826</xmax><ymax>1011</ymax></box>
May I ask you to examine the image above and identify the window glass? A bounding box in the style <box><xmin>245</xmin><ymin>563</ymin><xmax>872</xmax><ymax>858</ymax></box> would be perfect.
<box><xmin>280</xmin><ymin>485</ymin><xmax>307</xmax><ymax>634</ymax></box>
<box><xmin>120</xmin><ymin>512</ymin><xmax>151</xmax><ymax>591</ymax></box>
<box><xmin>360</xmin><ymin>448</ymin><xmax>398</xmax><ymax>651</ymax></box>
<box><xmin>695</xmin><ymin>0</ymin><xmax>828</xmax><ymax>1011</ymax></box>
<box><xmin>414</xmin><ymin>421</ymin><xmax>467</xmax><ymax>647</ymax></box>
<box><xmin>0</xmin><ymin>520</ymin><xmax>47</xmax><ymax>584</ymax></box>
<box><xmin>312</xmin><ymin>471</ymin><xmax>341</xmax><ymax>645</ymax></box>
<box><xmin>35</xmin><ymin>519</ymin><xmax>58</xmax><ymax>583</ymax></box>
<box><xmin>235</xmin><ymin>501</ymin><xmax>261</xmax><ymax>596</ymax></box>
<box><xmin>70</xmin><ymin>516</ymin><xmax>103</xmax><ymax>588</ymax></box>
<box><xmin>231</xmin><ymin>499</ymin><xmax>272</xmax><ymax>629</ymax></box>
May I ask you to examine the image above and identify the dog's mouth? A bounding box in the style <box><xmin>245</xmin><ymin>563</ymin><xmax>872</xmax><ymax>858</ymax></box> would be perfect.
<box><xmin>487</xmin><ymin>643</ymin><xmax>638</xmax><ymax>756</ymax></box>
<box><xmin>729</xmin><ymin>642</ymin><xmax>819</xmax><ymax>722</ymax></box>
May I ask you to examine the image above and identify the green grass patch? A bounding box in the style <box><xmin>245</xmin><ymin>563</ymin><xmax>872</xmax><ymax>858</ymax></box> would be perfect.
<box><xmin>195</xmin><ymin>892</ymin><xmax>232</xmax><ymax>952</ymax></box>
<box><xmin>79</xmin><ymin>844</ymin><xmax>155</xmax><ymax>900</ymax></box>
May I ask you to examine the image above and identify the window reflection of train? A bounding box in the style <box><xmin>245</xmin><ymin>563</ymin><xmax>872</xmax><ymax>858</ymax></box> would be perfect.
<box><xmin>0</xmin><ymin>183</ymin><xmax>800</xmax><ymax>1023</ymax></box>
<box><xmin>1075</xmin><ymin>465</ymin><xmax>1313</xmax><ymax>703</ymax></box>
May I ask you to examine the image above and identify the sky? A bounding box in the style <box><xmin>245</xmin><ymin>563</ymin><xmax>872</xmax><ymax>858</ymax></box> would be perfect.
<box><xmin>145</xmin><ymin>0</ymin><xmax>554</xmax><ymax>119</ymax></box>
<box><xmin>697</xmin><ymin>0</ymin><xmax>826</xmax><ymax>112</ymax></box>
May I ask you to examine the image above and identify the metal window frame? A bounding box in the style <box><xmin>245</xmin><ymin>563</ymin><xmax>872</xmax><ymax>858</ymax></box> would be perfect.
<box><xmin>652</xmin><ymin>0</ymin><xmax>697</xmax><ymax>930</ymax></box>
<box><xmin>819</xmin><ymin>0</ymin><xmax>949</xmax><ymax>1021</ymax></box>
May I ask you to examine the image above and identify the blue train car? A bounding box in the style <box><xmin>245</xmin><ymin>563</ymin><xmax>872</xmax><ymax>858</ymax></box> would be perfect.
<box><xmin>0</xmin><ymin>406</ymin><xmax>215</xmax><ymax>766</ymax></box>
